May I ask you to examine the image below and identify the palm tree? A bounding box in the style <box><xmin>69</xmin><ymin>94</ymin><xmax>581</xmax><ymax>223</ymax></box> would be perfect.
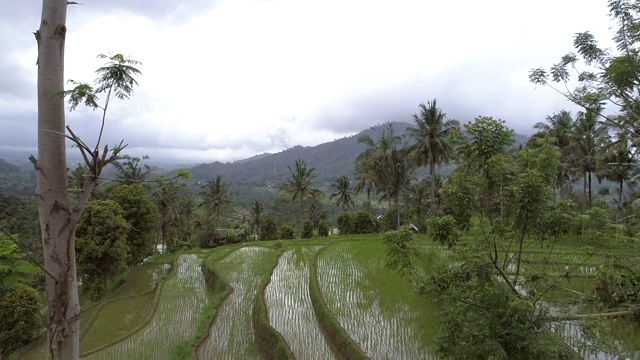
<box><xmin>112</xmin><ymin>155</ymin><xmax>152</xmax><ymax>185</ymax></box>
<box><xmin>568</xmin><ymin>109</ymin><xmax>608</xmax><ymax>208</ymax></box>
<box><xmin>153</xmin><ymin>180</ymin><xmax>184</xmax><ymax>251</ymax></box>
<box><xmin>279</xmin><ymin>159</ymin><xmax>324</xmax><ymax>230</ymax></box>
<box><xmin>67</xmin><ymin>165</ymin><xmax>88</xmax><ymax>192</ymax></box>
<box><xmin>381</xmin><ymin>146</ymin><xmax>413</xmax><ymax>229</ymax></box>
<box><xmin>306</xmin><ymin>200</ymin><xmax>326</xmax><ymax>228</ymax></box>
<box><xmin>250</xmin><ymin>200</ymin><xmax>264</xmax><ymax>236</ymax></box>
<box><xmin>175</xmin><ymin>194</ymin><xmax>196</xmax><ymax>246</ymax></box>
<box><xmin>406</xmin><ymin>100</ymin><xmax>459</xmax><ymax>212</ymax></box>
<box><xmin>199</xmin><ymin>175</ymin><xmax>233</xmax><ymax>220</ymax></box>
<box><xmin>355</xmin><ymin>123</ymin><xmax>402</xmax><ymax>205</ymax></box>
<box><xmin>404</xmin><ymin>177</ymin><xmax>431</xmax><ymax>223</ymax></box>
<box><xmin>355</xmin><ymin>124</ymin><xmax>412</xmax><ymax>229</ymax></box>
<box><xmin>330</xmin><ymin>175</ymin><xmax>355</xmax><ymax>212</ymax></box>
<box><xmin>599</xmin><ymin>131</ymin><xmax>637</xmax><ymax>213</ymax></box>
<box><xmin>533</xmin><ymin>110</ymin><xmax>574</xmax><ymax>200</ymax></box>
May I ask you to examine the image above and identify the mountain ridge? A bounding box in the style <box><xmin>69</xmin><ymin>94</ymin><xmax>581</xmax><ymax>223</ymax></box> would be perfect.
<box><xmin>190</xmin><ymin>121</ymin><xmax>529</xmax><ymax>187</ymax></box>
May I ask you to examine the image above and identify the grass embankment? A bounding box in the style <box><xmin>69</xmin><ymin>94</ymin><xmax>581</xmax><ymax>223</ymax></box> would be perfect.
<box><xmin>83</xmin><ymin>254</ymin><xmax>211</xmax><ymax>359</ymax></box>
<box><xmin>80</xmin><ymin>262</ymin><xmax>173</xmax><ymax>354</ymax></box>
<box><xmin>15</xmin><ymin>259</ymin><xmax>176</xmax><ymax>360</ymax></box>
<box><xmin>251</xmin><ymin>249</ymin><xmax>296</xmax><ymax>360</ymax></box>
<box><xmin>265</xmin><ymin>247</ymin><xmax>334</xmax><ymax>359</ymax></box>
<box><xmin>196</xmin><ymin>246</ymin><xmax>280</xmax><ymax>359</ymax></box>
<box><xmin>170</xmin><ymin>246</ymin><xmax>239</xmax><ymax>360</ymax></box>
<box><xmin>316</xmin><ymin>237</ymin><xmax>438</xmax><ymax>359</ymax></box>
<box><xmin>309</xmin><ymin>244</ymin><xmax>367</xmax><ymax>360</ymax></box>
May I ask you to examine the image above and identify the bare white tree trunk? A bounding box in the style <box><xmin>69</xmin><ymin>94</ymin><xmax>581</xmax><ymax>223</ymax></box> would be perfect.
<box><xmin>34</xmin><ymin>1</ymin><xmax>80</xmax><ymax>358</ymax></box>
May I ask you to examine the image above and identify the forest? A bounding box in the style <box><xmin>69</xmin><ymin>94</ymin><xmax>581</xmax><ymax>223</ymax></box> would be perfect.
<box><xmin>3</xmin><ymin>0</ymin><xmax>640</xmax><ymax>359</ymax></box>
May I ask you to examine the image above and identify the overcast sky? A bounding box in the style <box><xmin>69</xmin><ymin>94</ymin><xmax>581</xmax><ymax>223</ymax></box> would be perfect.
<box><xmin>0</xmin><ymin>0</ymin><xmax>616</xmax><ymax>163</ymax></box>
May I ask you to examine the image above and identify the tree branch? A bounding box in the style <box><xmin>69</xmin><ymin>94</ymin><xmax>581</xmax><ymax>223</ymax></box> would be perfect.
<box><xmin>547</xmin><ymin>310</ymin><xmax>633</xmax><ymax>322</ymax></box>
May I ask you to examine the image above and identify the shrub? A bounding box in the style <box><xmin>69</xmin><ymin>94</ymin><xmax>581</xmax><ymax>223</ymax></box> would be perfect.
<box><xmin>318</xmin><ymin>221</ymin><xmax>330</xmax><ymax>237</ymax></box>
<box><xmin>425</xmin><ymin>215</ymin><xmax>460</xmax><ymax>248</ymax></box>
<box><xmin>382</xmin><ymin>227</ymin><xmax>415</xmax><ymax>276</ymax></box>
<box><xmin>353</xmin><ymin>210</ymin><xmax>376</xmax><ymax>234</ymax></box>
<box><xmin>259</xmin><ymin>218</ymin><xmax>278</xmax><ymax>241</ymax></box>
<box><xmin>336</xmin><ymin>212</ymin><xmax>354</xmax><ymax>235</ymax></box>
<box><xmin>280</xmin><ymin>225</ymin><xmax>295</xmax><ymax>239</ymax></box>
<box><xmin>195</xmin><ymin>221</ymin><xmax>218</xmax><ymax>248</ymax></box>
<box><xmin>225</xmin><ymin>230</ymin><xmax>238</xmax><ymax>244</ymax></box>
<box><xmin>301</xmin><ymin>220</ymin><xmax>314</xmax><ymax>239</ymax></box>
<box><xmin>537</xmin><ymin>200</ymin><xmax>575</xmax><ymax>240</ymax></box>
<box><xmin>379</xmin><ymin>209</ymin><xmax>398</xmax><ymax>232</ymax></box>
<box><xmin>0</xmin><ymin>285</ymin><xmax>44</xmax><ymax>357</ymax></box>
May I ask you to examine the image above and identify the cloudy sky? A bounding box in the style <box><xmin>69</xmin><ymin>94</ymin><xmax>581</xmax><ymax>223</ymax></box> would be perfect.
<box><xmin>1</xmin><ymin>0</ymin><xmax>615</xmax><ymax>163</ymax></box>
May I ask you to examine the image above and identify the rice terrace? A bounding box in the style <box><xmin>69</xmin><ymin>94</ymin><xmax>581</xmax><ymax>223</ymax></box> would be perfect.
<box><xmin>6</xmin><ymin>1</ymin><xmax>640</xmax><ymax>359</ymax></box>
<box><xmin>10</xmin><ymin>232</ymin><xmax>640</xmax><ymax>359</ymax></box>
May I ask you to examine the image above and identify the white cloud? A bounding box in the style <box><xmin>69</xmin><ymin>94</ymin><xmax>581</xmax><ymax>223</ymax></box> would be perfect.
<box><xmin>0</xmin><ymin>0</ymin><xmax>619</xmax><ymax>162</ymax></box>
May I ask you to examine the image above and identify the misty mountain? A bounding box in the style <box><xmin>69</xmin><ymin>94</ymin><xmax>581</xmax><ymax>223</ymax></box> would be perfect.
<box><xmin>0</xmin><ymin>121</ymin><xmax>530</xmax><ymax>199</ymax></box>
<box><xmin>189</xmin><ymin>122</ymin><xmax>530</xmax><ymax>187</ymax></box>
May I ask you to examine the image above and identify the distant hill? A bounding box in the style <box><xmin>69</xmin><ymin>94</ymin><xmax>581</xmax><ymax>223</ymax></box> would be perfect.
<box><xmin>190</xmin><ymin>122</ymin><xmax>400</xmax><ymax>187</ymax></box>
<box><xmin>0</xmin><ymin>158</ymin><xmax>36</xmax><ymax>196</ymax></box>
<box><xmin>0</xmin><ymin>158</ymin><xmax>21</xmax><ymax>174</ymax></box>
<box><xmin>190</xmin><ymin>122</ymin><xmax>530</xmax><ymax>188</ymax></box>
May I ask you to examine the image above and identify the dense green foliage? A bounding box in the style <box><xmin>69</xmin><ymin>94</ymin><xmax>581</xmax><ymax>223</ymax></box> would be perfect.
<box><xmin>336</xmin><ymin>212</ymin><xmax>354</xmax><ymax>235</ymax></box>
<box><xmin>425</xmin><ymin>254</ymin><xmax>575</xmax><ymax>359</ymax></box>
<box><xmin>301</xmin><ymin>220</ymin><xmax>314</xmax><ymax>239</ymax></box>
<box><xmin>352</xmin><ymin>210</ymin><xmax>376</xmax><ymax>234</ymax></box>
<box><xmin>425</xmin><ymin>215</ymin><xmax>459</xmax><ymax>248</ymax></box>
<box><xmin>260</xmin><ymin>218</ymin><xmax>279</xmax><ymax>241</ymax></box>
<box><xmin>317</xmin><ymin>221</ymin><xmax>330</xmax><ymax>237</ymax></box>
<box><xmin>152</xmin><ymin>179</ymin><xmax>195</xmax><ymax>253</ymax></box>
<box><xmin>0</xmin><ymin>284</ymin><xmax>43</xmax><ymax>357</ymax></box>
<box><xmin>0</xmin><ymin>159</ymin><xmax>36</xmax><ymax>196</ymax></box>
<box><xmin>0</xmin><ymin>192</ymin><xmax>41</xmax><ymax>261</ymax></box>
<box><xmin>355</xmin><ymin>124</ymin><xmax>412</xmax><ymax>230</ymax></box>
<box><xmin>279</xmin><ymin>225</ymin><xmax>295</xmax><ymax>240</ymax></box>
<box><xmin>109</xmin><ymin>184</ymin><xmax>159</xmax><ymax>265</ymax></box>
<box><xmin>0</xmin><ymin>237</ymin><xmax>39</xmax><ymax>292</ymax></box>
<box><xmin>75</xmin><ymin>200</ymin><xmax>129</xmax><ymax>299</ymax></box>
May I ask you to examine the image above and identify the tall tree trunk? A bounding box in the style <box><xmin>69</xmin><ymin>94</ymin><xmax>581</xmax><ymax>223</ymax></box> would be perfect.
<box><xmin>588</xmin><ymin>171</ymin><xmax>592</xmax><ymax>208</ymax></box>
<box><xmin>395</xmin><ymin>196</ymin><xmax>400</xmax><ymax>230</ymax></box>
<box><xmin>618</xmin><ymin>178</ymin><xmax>624</xmax><ymax>222</ymax></box>
<box><xmin>429</xmin><ymin>162</ymin><xmax>436</xmax><ymax>213</ymax></box>
<box><xmin>300</xmin><ymin>197</ymin><xmax>304</xmax><ymax>235</ymax></box>
<box><xmin>558</xmin><ymin>172</ymin><xmax>564</xmax><ymax>202</ymax></box>
<box><xmin>34</xmin><ymin>1</ymin><xmax>80</xmax><ymax>358</ymax></box>
<box><xmin>582</xmin><ymin>172</ymin><xmax>587</xmax><ymax>209</ymax></box>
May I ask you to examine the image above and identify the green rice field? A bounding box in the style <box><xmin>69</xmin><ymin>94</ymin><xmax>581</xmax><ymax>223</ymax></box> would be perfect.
<box><xmin>84</xmin><ymin>254</ymin><xmax>210</xmax><ymax>359</ymax></box>
<box><xmin>196</xmin><ymin>246</ymin><xmax>279</xmax><ymax>359</ymax></box>
<box><xmin>265</xmin><ymin>247</ymin><xmax>334</xmax><ymax>359</ymax></box>
<box><xmin>317</xmin><ymin>239</ymin><xmax>438</xmax><ymax>359</ymax></box>
<box><xmin>12</xmin><ymin>234</ymin><xmax>640</xmax><ymax>360</ymax></box>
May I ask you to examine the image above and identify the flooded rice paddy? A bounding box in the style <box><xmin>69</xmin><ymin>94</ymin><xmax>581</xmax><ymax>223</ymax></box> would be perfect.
<box><xmin>197</xmin><ymin>246</ymin><xmax>277</xmax><ymax>359</ymax></box>
<box><xmin>266</xmin><ymin>247</ymin><xmax>334</xmax><ymax>359</ymax></box>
